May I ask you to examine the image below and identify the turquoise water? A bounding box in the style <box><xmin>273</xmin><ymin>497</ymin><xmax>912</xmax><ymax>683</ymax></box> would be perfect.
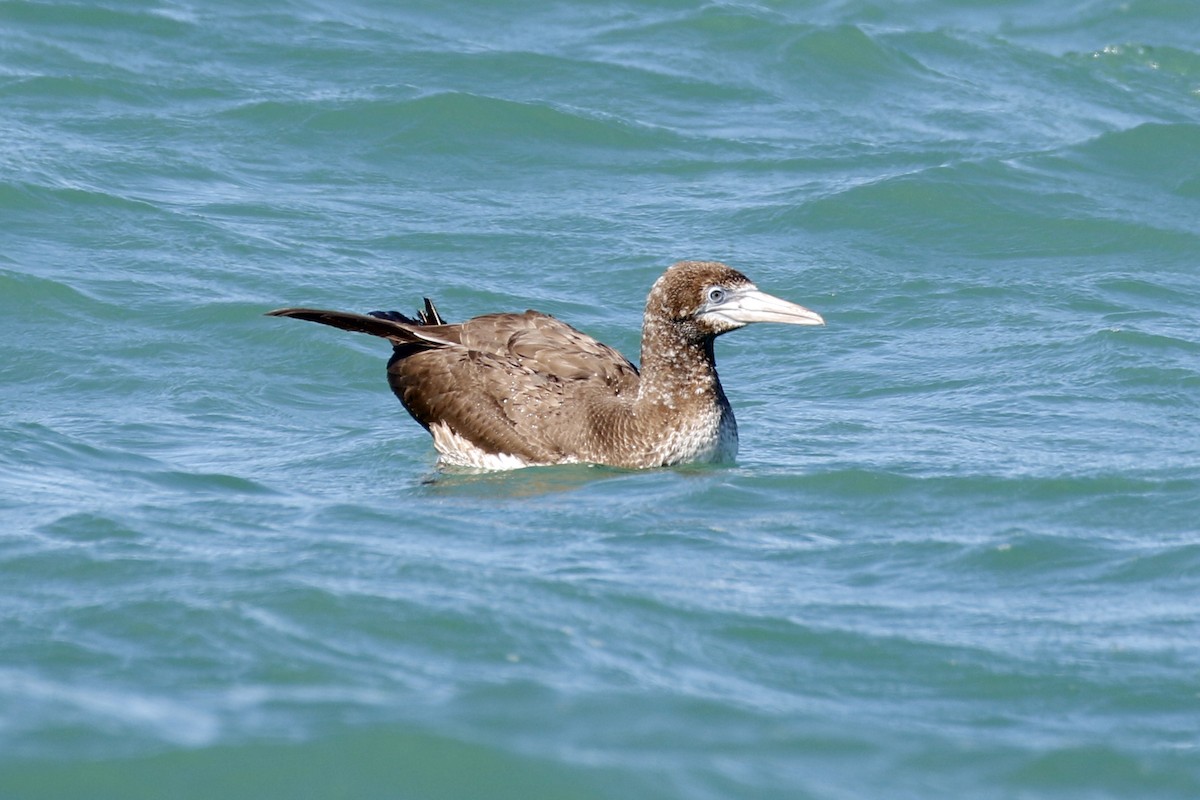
<box><xmin>3</xmin><ymin>0</ymin><xmax>1199</xmax><ymax>797</ymax></box>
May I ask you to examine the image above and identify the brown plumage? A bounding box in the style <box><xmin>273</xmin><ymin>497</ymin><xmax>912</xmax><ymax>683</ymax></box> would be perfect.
<box><xmin>267</xmin><ymin>260</ymin><xmax>824</xmax><ymax>470</ymax></box>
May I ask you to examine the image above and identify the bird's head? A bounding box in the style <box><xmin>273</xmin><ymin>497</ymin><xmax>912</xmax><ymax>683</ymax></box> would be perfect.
<box><xmin>646</xmin><ymin>260</ymin><xmax>825</xmax><ymax>340</ymax></box>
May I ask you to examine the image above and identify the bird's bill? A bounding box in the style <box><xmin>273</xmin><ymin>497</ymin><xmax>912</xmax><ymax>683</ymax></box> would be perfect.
<box><xmin>712</xmin><ymin>286</ymin><xmax>825</xmax><ymax>326</ymax></box>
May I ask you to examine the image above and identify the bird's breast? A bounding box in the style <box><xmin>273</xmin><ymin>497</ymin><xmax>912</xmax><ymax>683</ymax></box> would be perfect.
<box><xmin>648</xmin><ymin>402</ymin><xmax>738</xmax><ymax>466</ymax></box>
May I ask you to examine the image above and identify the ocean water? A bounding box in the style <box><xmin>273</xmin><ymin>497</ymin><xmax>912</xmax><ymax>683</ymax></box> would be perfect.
<box><xmin>3</xmin><ymin>0</ymin><xmax>1199</xmax><ymax>797</ymax></box>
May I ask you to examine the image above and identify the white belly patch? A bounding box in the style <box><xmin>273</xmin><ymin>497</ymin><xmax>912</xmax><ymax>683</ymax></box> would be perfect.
<box><xmin>428</xmin><ymin>422</ymin><xmax>577</xmax><ymax>470</ymax></box>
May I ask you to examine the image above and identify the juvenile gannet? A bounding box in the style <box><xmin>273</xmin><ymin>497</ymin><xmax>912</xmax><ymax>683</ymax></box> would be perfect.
<box><xmin>268</xmin><ymin>261</ymin><xmax>824</xmax><ymax>469</ymax></box>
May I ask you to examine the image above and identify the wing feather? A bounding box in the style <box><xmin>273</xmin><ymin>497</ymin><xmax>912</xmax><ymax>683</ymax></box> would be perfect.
<box><xmin>388</xmin><ymin>312</ymin><xmax>640</xmax><ymax>463</ymax></box>
<box><xmin>271</xmin><ymin>305</ymin><xmax>642</xmax><ymax>465</ymax></box>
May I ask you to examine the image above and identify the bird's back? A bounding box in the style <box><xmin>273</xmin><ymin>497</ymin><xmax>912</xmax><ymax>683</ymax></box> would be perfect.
<box><xmin>383</xmin><ymin>309</ymin><xmax>642</xmax><ymax>467</ymax></box>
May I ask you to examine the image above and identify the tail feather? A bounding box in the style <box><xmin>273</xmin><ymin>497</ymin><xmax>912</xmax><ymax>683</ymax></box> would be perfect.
<box><xmin>266</xmin><ymin>307</ymin><xmax>415</xmax><ymax>342</ymax></box>
<box><xmin>266</xmin><ymin>303</ymin><xmax>459</xmax><ymax>348</ymax></box>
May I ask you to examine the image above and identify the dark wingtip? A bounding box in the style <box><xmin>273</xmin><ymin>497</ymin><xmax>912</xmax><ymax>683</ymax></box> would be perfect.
<box><xmin>365</xmin><ymin>299</ymin><xmax>447</xmax><ymax>327</ymax></box>
<box><xmin>368</xmin><ymin>309</ymin><xmax>420</xmax><ymax>325</ymax></box>
<box><xmin>420</xmin><ymin>298</ymin><xmax>446</xmax><ymax>326</ymax></box>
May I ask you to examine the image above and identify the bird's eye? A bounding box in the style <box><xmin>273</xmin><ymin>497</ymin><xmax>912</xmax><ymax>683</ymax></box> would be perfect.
<box><xmin>707</xmin><ymin>287</ymin><xmax>726</xmax><ymax>304</ymax></box>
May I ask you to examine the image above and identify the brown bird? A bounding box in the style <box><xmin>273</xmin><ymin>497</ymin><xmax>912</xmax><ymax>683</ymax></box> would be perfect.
<box><xmin>267</xmin><ymin>260</ymin><xmax>824</xmax><ymax>470</ymax></box>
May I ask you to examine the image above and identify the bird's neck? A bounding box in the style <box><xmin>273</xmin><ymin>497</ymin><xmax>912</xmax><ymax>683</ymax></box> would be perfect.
<box><xmin>635</xmin><ymin>317</ymin><xmax>728</xmax><ymax>417</ymax></box>
<box><xmin>621</xmin><ymin>316</ymin><xmax>737</xmax><ymax>466</ymax></box>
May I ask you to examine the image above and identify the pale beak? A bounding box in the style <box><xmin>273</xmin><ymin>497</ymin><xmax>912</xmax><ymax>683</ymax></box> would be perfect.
<box><xmin>705</xmin><ymin>286</ymin><xmax>825</xmax><ymax>327</ymax></box>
